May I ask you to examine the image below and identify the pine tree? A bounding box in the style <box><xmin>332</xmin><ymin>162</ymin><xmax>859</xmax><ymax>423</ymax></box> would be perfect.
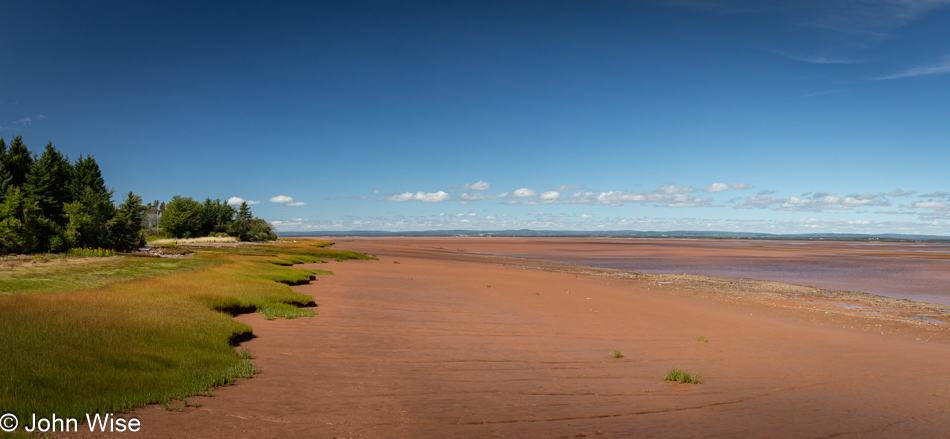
<box><xmin>108</xmin><ymin>192</ymin><xmax>145</xmax><ymax>251</ymax></box>
<box><xmin>4</xmin><ymin>136</ymin><xmax>33</xmax><ymax>189</ymax></box>
<box><xmin>71</xmin><ymin>155</ymin><xmax>109</xmax><ymax>199</ymax></box>
<box><xmin>0</xmin><ymin>186</ymin><xmax>55</xmax><ymax>254</ymax></box>
<box><xmin>199</xmin><ymin>198</ymin><xmax>236</xmax><ymax>236</ymax></box>
<box><xmin>0</xmin><ymin>138</ymin><xmax>10</xmax><ymax>205</ymax></box>
<box><xmin>229</xmin><ymin>201</ymin><xmax>253</xmax><ymax>240</ymax></box>
<box><xmin>23</xmin><ymin>143</ymin><xmax>73</xmax><ymax>223</ymax></box>
<box><xmin>64</xmin><ymin>187</ymin><xmax>116</xmax><ymax>249</ymax></box>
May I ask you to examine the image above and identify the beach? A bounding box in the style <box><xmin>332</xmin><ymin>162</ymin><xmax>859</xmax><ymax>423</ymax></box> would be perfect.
<box><xmin>74</xmin><ymin>238</ymin><xmax>950</xmax><ymax>438</ymax></box>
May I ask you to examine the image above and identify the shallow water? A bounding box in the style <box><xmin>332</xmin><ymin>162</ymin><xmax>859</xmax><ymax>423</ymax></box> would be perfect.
<box><xmin>480</xmin><ymin>239</ymin><xmax>950</xmax><ymax>306</ymax></box>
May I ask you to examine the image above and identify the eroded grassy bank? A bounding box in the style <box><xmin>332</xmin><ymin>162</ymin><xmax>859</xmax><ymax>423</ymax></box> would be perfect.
<box><xmin>0</xmin><ymin>239</ymin><xmax>374</xmax><ymax>424</ymax></box>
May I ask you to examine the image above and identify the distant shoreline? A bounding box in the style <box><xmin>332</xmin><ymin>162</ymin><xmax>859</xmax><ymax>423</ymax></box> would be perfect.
<box><xmin>331</xmin><ymin>236</ymin><xmax>950</xmax><ymax>308</ymax></box>
<box><xmin>278</xmin><ymin>230</ymin><xmax>950</xmax><ymax>242</ymax></box>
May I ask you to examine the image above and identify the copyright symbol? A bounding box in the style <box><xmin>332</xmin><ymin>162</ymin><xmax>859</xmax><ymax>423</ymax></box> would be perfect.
<box><xmin>0</xmin><ymin>413</ymin><xmax>17</xmax><ymax>432</ymax></box>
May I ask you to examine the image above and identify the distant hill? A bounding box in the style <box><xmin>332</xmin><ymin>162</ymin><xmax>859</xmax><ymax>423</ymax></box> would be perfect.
<box><xmin>277</xmin><ymin>230</ymin><xmax>950</xmax><ymax>242</ymax></box>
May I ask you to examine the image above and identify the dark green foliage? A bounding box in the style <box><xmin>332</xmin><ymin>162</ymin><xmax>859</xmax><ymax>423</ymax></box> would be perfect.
<box><xmin>0</xmin><ymin>136</ymin><xmax>282</xmax><ymax>252</ymax></box>
<box><xmin>159</xmin><ymin>196</ymin><xmax>203</xmax><ymax>238</ymax></box>
<box><xmin>246</xmin><ymin>218</ymin><xmax>277</xmax><ymax>242</ymax></box>
<box><xmin>0</xmin><ymin>138</ymin><xmax>11</xmax><ymax>204</ymax></box>
<box><xmin>155</xmin><ymin>198</ymin><xmax>276</xmax><ymax>242</ymax></box>
<box><xmin>24</xmin><ymin>143</ymin><xmax>73</xmax><ymax>224</ymax></box>
<box><xmin>200</xmin><ymin>198</ymin><xmax>236</xmax><ymax>236</ymax></box>
<box><xmin>0</xmin><ymin>186</ymin><xmax>56</xmax><ymax>254</ymax></box>
<box><xmin>109</xmin><ymin>192</ymin><xmax>146</xmax><ymax>251</ymax></box>
<box><xmin>0</xmin><ymin>137</ymin><xmax>146</xmax><ymax>254</ymax></box>
<box><xmin>64</xmin><ymin>187</ymin><xmax>116</xmax><ymax>249</ymax></box>
<box><xmin>71</xmin><ymin>154</ymin><xmax>109</xmax><ymax>200</ymax></box>
<box><xmin>4</xmin><ymin>136</ymin><xmax>33</xmax><ymax>189</ymax></box>
<box><xmin>228</xmin><ymin>201</ymin><xmax>253</xmax><ymax>239</ymax></box>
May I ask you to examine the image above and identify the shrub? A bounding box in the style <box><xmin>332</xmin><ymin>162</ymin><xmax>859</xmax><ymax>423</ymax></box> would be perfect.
<box><xmin>67</xmin><ymin>247</ymin><xmax>115</xmax><ymax>257</ymax></box>
<box><xmin>664</xmin><ymin>368</ymin><xmax>700</xmax><ymax>384</ymax></box>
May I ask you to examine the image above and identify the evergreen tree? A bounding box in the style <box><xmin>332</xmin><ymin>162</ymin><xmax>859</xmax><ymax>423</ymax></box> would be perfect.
<box><xmin>23</xmin><ymin>143</ymin><xmax>73</xmax><ymax>223</ymax></box>
<box><xmin>4</xmin><ymin>136</ymin><xmax>33</xmax><ymax>189</ymax></box>
<box><xmin>71</xmin><ymin>155</ymin><xmax>108</xmax><ymax>199</ymax></box>
<box><xmin>199</xmin><ymin>198</ymin><xmax>236</xmax><ymax>236</ymax></box>
<box><xmin>0</xmin><ymin>139</ymin><xmax>10</xmax><ymax>205</ymax></box>
<box><xmin>108</xmin><ymin>192</ymin><xmax>145</xmax><ymax>251</ymax></box>
<box><xmin>229</xmin><ymin>201</ymin><xmax>253</xmax><ymax>240</ymax></box>
<box><xmin>64</xmin><ymin>186</ymin><xmax>116</xmax><ymax>249</ymax></box>
<box><xmin>0</xmin><ymin>186</ymin><xmax>55</xmax><ymax>254</ymax></box>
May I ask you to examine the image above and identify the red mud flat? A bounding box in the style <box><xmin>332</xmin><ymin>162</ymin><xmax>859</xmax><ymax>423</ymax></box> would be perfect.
<box><xmin>68</xmin><ymin>238</ymin><xmax>950</xmax><ymax>438</ymax></box>
<box><xmin>368</xmin><ymin>237</ymin><xmax>950</xmax><ymax>306</ymax></box>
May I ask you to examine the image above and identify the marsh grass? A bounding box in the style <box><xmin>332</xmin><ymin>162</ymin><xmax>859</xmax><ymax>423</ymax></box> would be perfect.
<box><xmin>664</xmin><ymin>368</ymin><xmax>700</xmax><ymax>384</ymax></box>
<box><xmin>0</xmin><ymin>255</ymin><xmax>208</xmax><ymax>294</ymax></box>
<box><xmin>148</xmin><ymin>236</ymin><xmax>239</xmax><ymax>245</ymax></box>
<box><xmin>237</xmin><ymin>348</ymin><xmax>255</xmax><ymax>360</ymax></box>
<box><xmin>0</xmin><ymin>239</ymin><xmax>369</xmax><ymax>424</ymax></box>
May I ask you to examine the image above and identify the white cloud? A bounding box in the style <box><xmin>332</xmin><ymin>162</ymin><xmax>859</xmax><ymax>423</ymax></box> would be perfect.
<box><xmin>873</xmin><ymin>54</ymin><xmax>950</xmax><ymax>80</ymax></box>
<box><xmin>565</xmin><ymin>189</ymin><xmax>713</xmax><ymax>208</ymax></box>
<box><xmin>888</xmin><ymin>189</ymin><xmax>916</xmax><ymax>197</ymax></box>
<box><xmin>771</xmin><ymin>50</ymin><xmax>864</xmax><ymax>65</ymax></box>
<box><xmin>554</xmin><ymin>185</ymin><xmax>584</xmax><ymax>191</ymax></box>
<box><xmin>227</xmin><ymin>196</ymin><xmax>261</xmax><ymax>206</ymax></box>
<box><xmin>735</xmin><ymin>191</ymin><xmax>891</xmax><ymax>212</ymax></box>
<box><xmin>270</xmin><ymin>195</ymin><xmax>294</xmax><ymax>203</ymax></box>
<box><xmin>539</xmin><ymin>191</ymin><xmax>561</xmax><ymax>203</ymax></box>
<box><xmin>512</xmin><ymin>188</ymin><xmax>537</xmax><ymax>198</ymax></box>
<box><xmin>659</xmin><ymin>184</ymin><xmax>695</xmax><ymax>194</ymax></box>
<box><xmin>286</xmin><ymin>202</ymin><xmax>307</xmax><ymax>207</ymax></box>
<box><xmin>703</xmin><ymin>182</ymin><xmax>748</xmax><ymax>193</ymax></box>
<box><xmin>458</xmin><ymin>181</ymin><xmax>490</xmax><ymax>191</ymax></box>
<box><xmin>907</xmin><ymin>201</ymin><xmax>949</xmax><ymax>209</ymax></box>
<box><xmin>379</xmin><ymin>191</ymin><xmax>451</xmax><ymax>203</ymax></box>
<box><xmin>804</xmin><ymin>0</ymin><xmax>950</xmax><ymax>42</ymax></box>
<box><xmin>580</xmin><ymin>213</ymin><xmax>593</xmax><ymax>218</ymax></box>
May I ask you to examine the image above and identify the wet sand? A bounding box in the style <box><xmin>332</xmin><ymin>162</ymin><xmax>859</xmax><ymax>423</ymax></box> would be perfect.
<box><xmin>70</xmin><ymin>238</ymin><xmax>950</xmax><ymax>438</ymax></box>
<box><xmin>374</xmin><ymin>237</ymin><xmax>950</xmax><ymax>306</ymax></box>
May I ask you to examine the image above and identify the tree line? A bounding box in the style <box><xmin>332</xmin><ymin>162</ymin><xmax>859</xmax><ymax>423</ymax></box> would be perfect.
<box><xmin>0</xmin><ymin>136</ymin><xmax>275</xmax><ymax>254</ymax></box>
<box><xmin>155</xmin><ymin>196</ymin><xmax>276</xmax><ymax>242</ymax></box>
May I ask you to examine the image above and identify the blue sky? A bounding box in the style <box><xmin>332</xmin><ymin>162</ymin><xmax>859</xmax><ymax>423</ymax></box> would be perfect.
<box><xmin>3</xmin><ymin>0</ymin><xmax>950</xmax><ymax>234</ymax></box>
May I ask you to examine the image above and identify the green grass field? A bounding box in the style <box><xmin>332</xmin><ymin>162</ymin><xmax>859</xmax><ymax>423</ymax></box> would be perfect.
<box><xmin>0</xmin><ymin>239</ymin><xmax>374</xmax><ymax>428</ymax></box>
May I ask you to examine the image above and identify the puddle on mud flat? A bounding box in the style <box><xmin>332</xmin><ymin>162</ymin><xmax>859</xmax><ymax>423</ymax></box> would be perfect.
<box><xmin>911</xmin><ymin>314</ymin><xmax>948</xmax><ymax>325</ymax></box>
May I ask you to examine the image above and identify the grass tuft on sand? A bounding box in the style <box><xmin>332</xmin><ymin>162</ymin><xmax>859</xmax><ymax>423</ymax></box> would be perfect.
<box><xmin>0</xmin><ymin>239</ymin><xmax>373</xmax><ymax>424</ymax></box>
<box><xmin>664</xmin><ymin>368</ymin><xmax>700</xmax><ymax>384</ymax></box>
